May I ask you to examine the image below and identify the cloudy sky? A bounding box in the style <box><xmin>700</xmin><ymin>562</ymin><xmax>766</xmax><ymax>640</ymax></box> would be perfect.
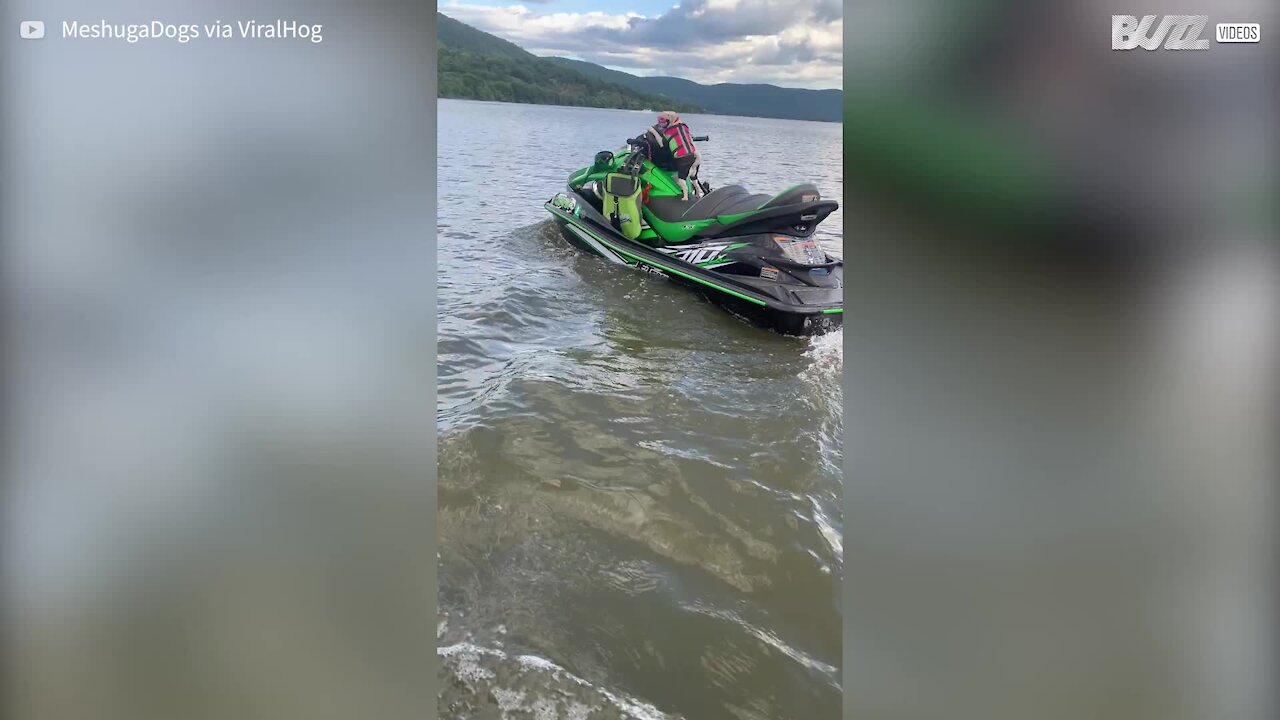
<box><xmin>439</xmin><ymin>0</ymin><xmax>843</xmax><ymax>90</ymax></box>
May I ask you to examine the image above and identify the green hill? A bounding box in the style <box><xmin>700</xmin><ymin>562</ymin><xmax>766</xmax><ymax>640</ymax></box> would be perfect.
<box><xmin>546</xmin><ymin>57</ymin><xmax>842</xmax><ymax>122</ymax></box>
<box><xmin>437</xmin><ymin>14</ymin><xmax>700</xmax><ymax>112</ymax></box>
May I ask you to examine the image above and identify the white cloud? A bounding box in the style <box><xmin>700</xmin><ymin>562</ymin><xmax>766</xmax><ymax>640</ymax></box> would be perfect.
<box><xmin>439</xmin><ymin>0</ymin><xmax>843</xmax><ymax>90</ymax></box>
<box><xmin>441</xmin><ymin>4</ymin><xmax>638</xmax><ymax>35</ymax></box>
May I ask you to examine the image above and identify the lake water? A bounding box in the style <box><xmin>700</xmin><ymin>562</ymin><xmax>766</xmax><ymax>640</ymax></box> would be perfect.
<box><xmin>437</xmin><ymin>99</ymin><xmax>843</xmax><ymax>719</ymax></box>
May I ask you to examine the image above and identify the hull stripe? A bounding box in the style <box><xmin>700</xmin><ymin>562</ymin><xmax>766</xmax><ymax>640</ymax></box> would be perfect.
<box><xmin>565</xmin><ymin>224</ymin><xmax>627</xmax><ymax>265</ymax></box>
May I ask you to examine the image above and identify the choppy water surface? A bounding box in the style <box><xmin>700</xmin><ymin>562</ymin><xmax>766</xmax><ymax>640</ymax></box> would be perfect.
<box><xmin>438</xmin><ymin>99</ymin><xmax>843</xmax><ymax>719</ymax></box>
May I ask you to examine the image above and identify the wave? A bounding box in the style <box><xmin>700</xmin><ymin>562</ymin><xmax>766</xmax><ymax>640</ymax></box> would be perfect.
<box><xmin>439</xmin><ymin>642</ymin><xmax>677</xmax><ymax>720</ymax></box>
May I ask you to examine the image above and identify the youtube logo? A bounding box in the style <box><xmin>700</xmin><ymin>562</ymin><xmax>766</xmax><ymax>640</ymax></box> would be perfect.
<box><xmin>20</xmin><ymin>20</ymin><xmax>45</xmax><ymax>39</ymax></box>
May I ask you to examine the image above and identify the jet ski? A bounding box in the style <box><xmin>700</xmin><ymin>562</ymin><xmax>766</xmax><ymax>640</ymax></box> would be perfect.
<box><xmin>543</xmin><ymin>135</ymin><xmax>842</xmax><ymax>336</ymax></box>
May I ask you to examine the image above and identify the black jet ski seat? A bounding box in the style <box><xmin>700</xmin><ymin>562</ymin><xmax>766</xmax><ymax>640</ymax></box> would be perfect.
<box><xmin>645</xmin><ymin>183</ymin><xmax>822</xmax><ymax>224</ymax></box>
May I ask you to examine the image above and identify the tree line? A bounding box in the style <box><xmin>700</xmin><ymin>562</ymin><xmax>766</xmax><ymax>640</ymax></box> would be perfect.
<box><xmin>439</xmin><ymin>47</ymin><xmax>701</xmax><ymax>113</ymax></box>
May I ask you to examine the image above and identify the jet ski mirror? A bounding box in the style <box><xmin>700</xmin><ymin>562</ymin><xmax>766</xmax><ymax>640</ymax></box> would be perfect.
<box><xmin>590</xmin><ymin>151</ymin><xmax>614</xmax><ymax>173</ymax></box>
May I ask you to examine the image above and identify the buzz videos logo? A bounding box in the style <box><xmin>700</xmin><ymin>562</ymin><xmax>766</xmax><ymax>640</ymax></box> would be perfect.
<box><xmin>1112</xmin><ymin>15</ymin><xmax>1261</xmax><ymax>50</ymax></box>
<box><xmin>1113</xmin><ymin>15</ymin><xmax>1209</xmax><ymax>50</ymax></box>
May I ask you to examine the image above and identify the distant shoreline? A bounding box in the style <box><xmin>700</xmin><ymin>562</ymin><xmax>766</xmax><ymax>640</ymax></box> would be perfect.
<box><xmin>437</xmin><ymin>95</ymin><xmax>842</xmax><ymax>124</ymax></box>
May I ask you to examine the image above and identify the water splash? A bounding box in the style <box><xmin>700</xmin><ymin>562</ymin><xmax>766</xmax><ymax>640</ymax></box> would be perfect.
<box><xmin>800</xmin><ymin>328</ymin><xmax>843</xmax><ymax>382</ymax></box>
<box><xmin>440</xmin><ymin>642</ymin><xmax>677</xmax><ymax>720</ymax></box>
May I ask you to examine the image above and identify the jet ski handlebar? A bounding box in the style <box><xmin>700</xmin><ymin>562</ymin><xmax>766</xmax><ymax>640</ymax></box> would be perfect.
<box><xmin>627</xmin><ymin>135</ymin><xmax>710</xmax><ymax>145</ymax></box>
